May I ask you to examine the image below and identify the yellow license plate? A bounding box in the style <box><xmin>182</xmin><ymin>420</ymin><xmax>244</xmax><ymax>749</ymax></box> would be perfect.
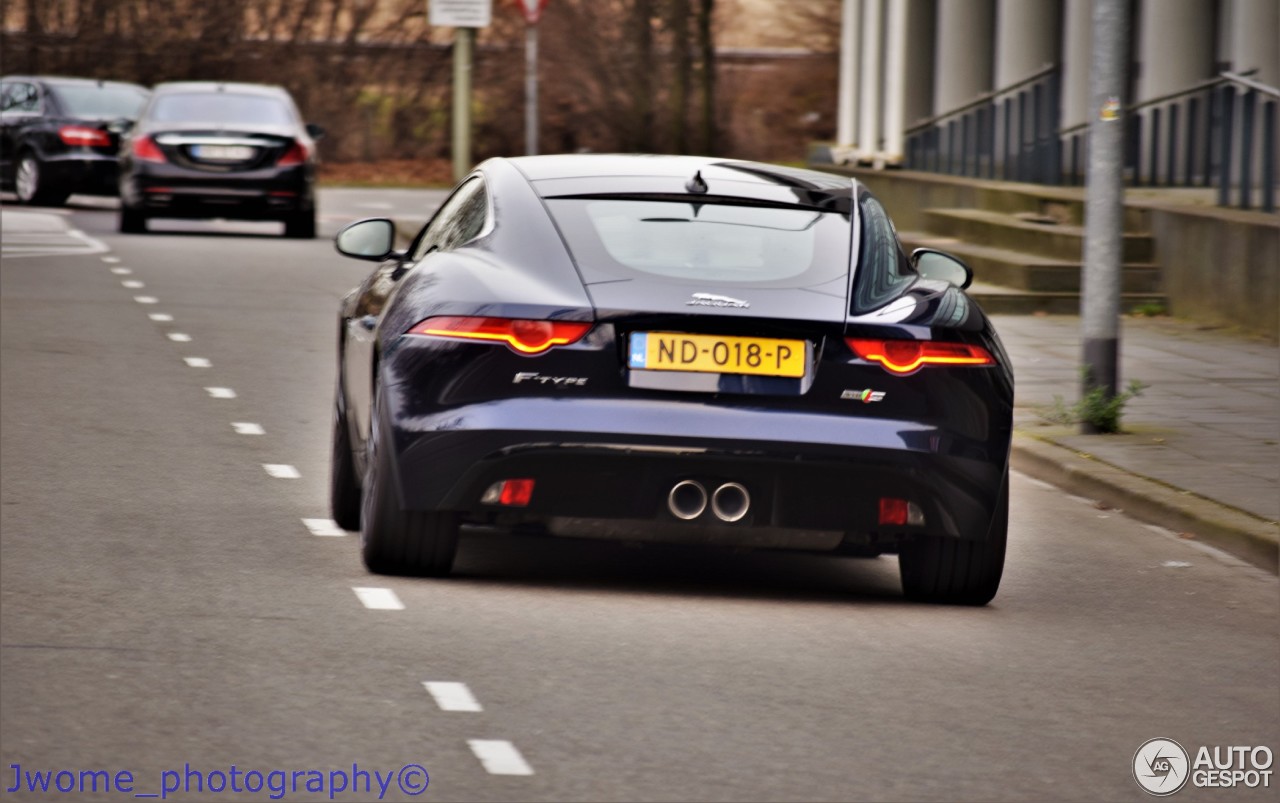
<box><xmin>628</xmin><ymin>332</ymin><xmax>806</xmax><ymax>378</ymax></box>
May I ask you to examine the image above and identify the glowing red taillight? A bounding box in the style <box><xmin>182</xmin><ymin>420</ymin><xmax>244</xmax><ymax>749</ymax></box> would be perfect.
<box><xmin>408</xmin><ymin>316</ymin><xmax>592</xmax><ymax>355</ymax></box>
<box><xmin>59</xmin><ymin>125</ymin><xmax>111</xmax><ymax>148</ymax></box>
<box><xmin>277</xmin><ymin>141</ymin><xmax>308</xmax><ymax>167</ymax></box>
<box><xmin>846</xmin><ymin>338</ymin><xmax>995</xmax><ymax>375</ymax></box>
<box><xmin>132</xmin><ymin>136</ymin><xmax>166</xmax><ymax>163</ymax></box>
<box><xmin>481</xmin><ymin>478</ymin><xmax>535</xmax><ymax>507</ymax></box>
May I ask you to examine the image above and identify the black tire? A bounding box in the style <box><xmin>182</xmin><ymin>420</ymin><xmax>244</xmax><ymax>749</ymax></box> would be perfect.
<box><xmin>15</xmin><ymin>152</ymin><xmax>70</xmax><ymax>207</ymax></box>
<box><xmin>330</xmin><ymin>399</ymin><xmax>362</xmax><ymax>532</ymax></box>
<box><xmin>118</xmin><ymin>206</ymin><xmax>147</xmax><ymax>234</ymax></box>
<box><xmin>899</xmin><ymin>474</ymin><xmax>1008</xmax><ymax>606</ymax></box>
<box><xmin>284</xmin><ymin>210</ymin><xmax>316</xmax><ymax>239</ymax></box>
<box><xmin>360</xmin><ymin>388</ymin><xmax>459</xmax><ymax>576</ymax></box>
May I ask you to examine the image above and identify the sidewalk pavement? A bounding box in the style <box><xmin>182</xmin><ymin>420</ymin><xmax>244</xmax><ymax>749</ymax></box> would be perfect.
<box><xmin>996</xmin><ymin>314</ymin><xmax>1279</xmax><ymax>572</ymax></box>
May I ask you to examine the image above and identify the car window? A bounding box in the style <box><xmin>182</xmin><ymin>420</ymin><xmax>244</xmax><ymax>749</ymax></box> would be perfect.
<box><xmin>1</xmin><ymin>82</ymin><xmax>40</xmax><ymax>114</ymax></box>
<box><xmin>412</xmin><ymin>178</ymin><xmax>488</xmax><ymax>259</ymax></box>
<box><xmin>148</xmin><ymin>93</ymin><xmax>296</xmax><ymax>126</ymax></box>
<box><xmin>51</xmin><ymin>84</ymin><xmax>149</xmax><ymax>120</ymax></box>
<box><xmin>544</xmin><ymin>198</ymin><xmax>851</xmax><ymax>286</ymax></box>
<box><xmin>850</xmin><ymin>193</ymin><xmax>916</xmax><ymax>314</ymax></box>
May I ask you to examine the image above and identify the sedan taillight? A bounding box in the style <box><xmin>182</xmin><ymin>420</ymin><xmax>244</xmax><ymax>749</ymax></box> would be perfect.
<box><xmin>408</xmin><ymin>317</ymin><xmax>592</xmax><ymax>354</ymax></box>
<box><xmin>59</xmin><ymin>125</ymin><xmax>111</xmax><ymax>148</ymax></box>
<box><xmin>132</xmin><ymin>136</ymin><xmax>167</xmax><ymax>163</ymax></box>
<box><xmin>846</xmin><ymin>338</ymin><xmax>995</xmax><ymax>375</ymax></box>
<box><xmin>277</xmin><ymin>141</ymin><xmax>309</xmax><ymax>167</ymax></box>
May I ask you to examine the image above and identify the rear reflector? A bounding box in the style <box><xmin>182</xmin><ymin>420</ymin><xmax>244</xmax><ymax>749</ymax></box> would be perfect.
<box><xmin>132</xmin><ymin>136</ymin><xmax>166</xmax><ymax>163</ymax></box>
<box><xmin>59</xmin><ymin>125</ymin><xmax>111</xmax><ymax>148</ymax></box>
<box><xmin>878</xmin><ymin>498</ymin><xmax>925</xmax><ymax>527</ymax></box>
<box><xmin>481</xmin><ymin>479</ymin><xmax>535</xmax><ymax>507</ymax></box>
<box><xmin>408</xmin><ymin>316</ymin><xmax>592</xmax><ymax>355</ymax></box>
<box><xmin>847</xmin><ymin>338</ymin><xmax>995</xmax><ymax>375</ymax></box>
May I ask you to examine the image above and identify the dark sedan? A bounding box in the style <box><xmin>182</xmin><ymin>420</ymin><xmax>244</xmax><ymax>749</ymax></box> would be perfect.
<box><xmin>330</xmin><ymin>155</ymin><xmax>1014</xmax><ymax>605</ymax></box>
<box><xmin>0</xmin><ymin>75</ymin><xmax>150</xmax><ymax>206</ymax></box>
<box><xmin>118</xmin><ymin>81</ymin><xmax>322</xmax><ymax>237</ymax></box>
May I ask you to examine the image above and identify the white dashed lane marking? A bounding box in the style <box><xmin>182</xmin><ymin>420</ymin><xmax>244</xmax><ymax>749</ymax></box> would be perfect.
<box><xmin>423</xmin><ymin>682</ymin><xmax>483</xmax><ymax>712</ymax></box>
<box><xmin>184</xmin><ymin>357</ymin><xmax>211</xmax><ymax>368</ymax></box>
<box><xmin>167</xmin><ymin>333</ymin><xmax>192</xmax><ymax>342</ymax></box>
<box><xmin>110</xmin><ymin>267</ymin><xmax>132</xmax><ymax>275</ymax></box>
<box><xmin>134</xmin><ymin>296</ymin><xmax>158</xmax><ymax>304</ymax></box>
<box><xmin>121</xmin><ymin>280</ymin><xmax>145</xmax><ymax>289</ymax></box>
<box><xmin>149</xmin><ymin>313</ymin><xmax>174</xmax><ymax>322</ymax></box>
<box><xmin>102</xmin><ymin>256</ymin><xmax>121</xmax><ymax>263</ymax></box>
<box><xmin>231</xmin><ymin>422</ymin><xmax>264</xmax><ymax>435</ymax></box>
<box><xmin>302</xmin><ymin>518</ymin><xmax>345</xmax><ymax>536</ymax></box>
<box><xmin>263</xmin><ymin>464</ymin><xmax>300</xmax><ymax>479</ymax></box>
<box><xmin>352</xmin><ymin>587</ymin><xmax>404</xmax><ymax>610</ymax></box>
<box><xmin>205</xmin><ymin>387</ymin><xmax>236</xmax><ymax>399</ymax></box>
<box><xmin>467</xmin><ymin>740</ymin><xmax>534</xmax><ymax>776</ymax></box>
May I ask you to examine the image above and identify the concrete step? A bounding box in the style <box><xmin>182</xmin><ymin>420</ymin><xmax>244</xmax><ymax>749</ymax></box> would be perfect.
<box><xmin>923</xmin><ymin>207</ymin><xmax>1156</xmax><ymax>263</ymax></box>
<box><xmin>967</xmin><ymin>281</ymin><xmax>1166</xmax><ymax>316</ymax></box>
<box><xmin>898</xmin><ymin>231</ymin><xmax>1163</xmax><ymax>293</ymax></box>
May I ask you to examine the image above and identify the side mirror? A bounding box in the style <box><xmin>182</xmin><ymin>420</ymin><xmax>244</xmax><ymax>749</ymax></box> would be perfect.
<box><xmin>335</xmin><ymin>218</ymin><xmax>398</xmax><ymax>262</ymax></box>
<box><xmin>911</xmin><ymin>248</ymin><xmax>974</xmax><ymax>290</ymax></box>
<box><xmin>305</xmin><ymin>123</ymin><xmax>326</xmax><ymax>140</ymax></box>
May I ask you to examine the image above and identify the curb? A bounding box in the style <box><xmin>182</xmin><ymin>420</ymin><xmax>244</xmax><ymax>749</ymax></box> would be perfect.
<box><xmin>1011</xmin><ymin>431</ymin><xmax>1279</xmax><ymax>574</ymax></box>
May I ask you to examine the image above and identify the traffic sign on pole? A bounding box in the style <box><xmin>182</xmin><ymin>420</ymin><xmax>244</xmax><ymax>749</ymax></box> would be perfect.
<box><xmin>430</xmin><ymin>0</ymin><xmax>492</xmax><ymax>28</ymax></box>
<box><xmin>515</xmin><ymin>0</ymin><xmax>548</xmax><ymax>25</ymax></box>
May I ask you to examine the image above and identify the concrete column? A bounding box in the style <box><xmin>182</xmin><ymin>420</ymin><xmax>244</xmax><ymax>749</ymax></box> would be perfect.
<box><xmin>902</xmin><ymin>0</ymin><xmax>935</xmax><ymax>126</ymax></box>
<box><xmin>1136</xmin><ymin>0</ymin><xmax>1214</xmax><ymax>102</ymax></box>
<box><xmin>1061</xmin><ymin>0</ymin><xmax>1093</xmax><ymax>131</ymax></box>
<box><xmin>995</xmin><ymin>0</ymin><xmax>1062</xmax><ymax>87</ymax></box>
<box><xmin>880</xmin><ymin>0</ymin><xmax>909</xmax><ymax>163</ymax></box>
<box><xmin>836</xmin><ymin>0</ymin><xmax>862</xmax><ymax>154</ymax></box>
<box><xmin>858</xmin><ymin>0</ymin><xmax>884</xmax><ymax>159</ymax></box>
<box><xmin>934</xmin><ymin>0</ymin><xmax>995</xmax><ymax>112</ymax></box>
<box><xmin>1229</xmin><ymin>0</ymin><xmax>1279</xmax><ymax>85</ymax></box>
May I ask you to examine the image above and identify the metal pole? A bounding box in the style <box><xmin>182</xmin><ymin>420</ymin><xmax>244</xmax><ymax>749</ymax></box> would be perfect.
<box><xmin>1080</xmin><ymin>0</ymin><xmax>1130</xmax><ymax>432</ymax></box>
<box><xmin>452</xmin><ymin>27</ymin><xmax>474</xmax><ymax>182</ymax></box>
<box><xmin>525</xmin><ymin>23</ymin><xmax>538</xmax><ymax>156</ymax></box>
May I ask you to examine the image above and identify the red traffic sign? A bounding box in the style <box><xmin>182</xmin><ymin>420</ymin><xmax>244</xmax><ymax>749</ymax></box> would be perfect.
<box><xmin>514</xmin><ymin>0</ymin><xmax>548</xmax><ymax>24</ymax></box>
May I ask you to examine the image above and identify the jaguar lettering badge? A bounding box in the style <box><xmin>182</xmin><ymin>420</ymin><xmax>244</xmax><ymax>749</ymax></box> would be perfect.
<box><xmin>513</xmin><ymin>372</ymin><xmax>587</xmax><ymax>386</ymax></box>
<box><xmin>841</xmin><ymin>389</ymin><xmax>886</xmax><ymax>403</ymax></box>
<box><xmin>687</xmin><ymin>292</ymin><xmax>750</xmax><ymax>309</ymax></box>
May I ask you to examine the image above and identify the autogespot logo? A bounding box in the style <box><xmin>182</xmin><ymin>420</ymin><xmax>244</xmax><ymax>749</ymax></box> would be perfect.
<box><xmin>1134</xmin><ymin>738</ymin><xmax>1191</xmax><ymax>796</ymax></box>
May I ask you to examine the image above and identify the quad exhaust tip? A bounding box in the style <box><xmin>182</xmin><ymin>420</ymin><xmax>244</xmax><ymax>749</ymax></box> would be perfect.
<box><xmin>668</xmin><ymin>480</ymin><xmax>708</xmax><ymax>520</ymax></box>
<box><xmin>711</xmin><ymin>482</ymin><xmax>750</xmax><ymax>522</ymax></box>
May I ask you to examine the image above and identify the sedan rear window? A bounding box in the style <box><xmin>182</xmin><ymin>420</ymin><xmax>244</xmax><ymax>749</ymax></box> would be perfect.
<box><xmin>52</xmin><ymin>84</ymin><xmax>149</xmax><ymax>119</ymax></box>
<box><xmin>545</xmin><ymin>199</ymin><xmax>851</xmax><ymax>286</ymax></box>
<box><xmin>148</xmin><ymin>94</ymin><xmax>295</xmax><ymax>126</ymax></box>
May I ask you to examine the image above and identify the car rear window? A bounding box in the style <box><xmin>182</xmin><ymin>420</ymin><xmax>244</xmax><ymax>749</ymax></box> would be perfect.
<box><xmin>52</xmin><ymin>84</ymin><xmax>149</xmax><ymax>119</ymax></box>
<box><xmin>148</xmin><ymin>93</ymin><xmax>295</xmax><ymax>126</ymax></box>
<box><xmin>545</xmin><ymin>199</ymin><xmax>851</xmax><ymax>286</ymax></box>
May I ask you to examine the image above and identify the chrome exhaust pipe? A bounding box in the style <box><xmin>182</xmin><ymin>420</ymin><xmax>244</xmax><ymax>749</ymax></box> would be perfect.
<box><xmin>667</xmin><ymin>480</ymin><xmax>708</xmax><ymax>520</ymax></box>
<box><xmin>711</xmin><ymin>482</ymin><xmax>750</xmax><ymax>522</ymax></box>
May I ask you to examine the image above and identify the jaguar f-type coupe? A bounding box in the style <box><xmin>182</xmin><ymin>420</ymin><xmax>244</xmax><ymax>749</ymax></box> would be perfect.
<box><xmin>330</xmin><ymin>155</ymin><xmax>1014</xmax><ymax>605</ymax></box>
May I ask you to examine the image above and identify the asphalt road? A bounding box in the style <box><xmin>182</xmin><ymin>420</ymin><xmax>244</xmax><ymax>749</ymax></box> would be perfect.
<box><xmin>1</xmin><ymin>191</ymin><xmax>1276</xmax><ymax>802</ymax></box>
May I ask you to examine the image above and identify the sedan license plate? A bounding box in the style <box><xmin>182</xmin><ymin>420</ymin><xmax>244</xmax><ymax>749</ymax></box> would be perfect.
<box><xmin>192</xmin><ymin>144</ymin><xmax>255</xmax><ymax>161</ymax></box>
<box><xmin>628</xmin><ymin>332</ymin><xmax>806</xmax><ymax>378</ymax></box>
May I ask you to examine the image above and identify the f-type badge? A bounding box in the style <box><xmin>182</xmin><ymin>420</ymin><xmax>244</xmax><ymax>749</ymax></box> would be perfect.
<box><xmin>842</xmin><ymin>389</ymin><xmax>886</xmax><ymax>403</ymax></box>
<box><xmin>687</xmin><ymin>292</ymin><xmax>750</xmax><ymax>309</ymax></box>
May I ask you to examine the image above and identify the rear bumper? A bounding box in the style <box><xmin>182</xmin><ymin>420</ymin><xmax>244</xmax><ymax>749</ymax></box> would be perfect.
<box><xmin>121</xmin><ymin>163</ymin><xmax>313</xmax><ymax>219</ymax></box>
<box><xmin>42</xmin><ymin>153</ymin><xmax>119</xmax><ymax>196</ymax></box>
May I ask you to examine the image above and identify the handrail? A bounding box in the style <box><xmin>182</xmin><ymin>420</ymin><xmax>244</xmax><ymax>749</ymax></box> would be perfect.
<box><xmin>1060</xmin><ymin>71</ymin><xmax>1279</xmax><ymax>137</ymax></box>
<box><xmin>904</xmin><ymin>63</ymin><xmax>1057</xmax><ymax>136</ymax></box>
<box><xmin>1220</xmin><ymin>71</ymin><xmax>1280</xmax><ymax>99</ymax></box>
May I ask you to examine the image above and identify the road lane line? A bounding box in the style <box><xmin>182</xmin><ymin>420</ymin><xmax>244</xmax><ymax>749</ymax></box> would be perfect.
<box><xmin>231</xmin><ymin>422</ymin><xmax>264</xmax><ymax>435</ymax></box>
<box><xmin>102</xmin><ymin>256</ymin><xmax>121</xmax><ymax>263</ymax></box>
<box><xmin>263</xmin><ymin>464</ymin><xmax>300</xmax><ymax>479</ymax></box>
<box><xmin>467</xmin><ymin>741</ymin><xmax>533</xmax><ymax>776</ymax></box>
<box><xmin>149</xmin><ymin>313</ymin><xmax>174</xmax><ymax>322</ymax></box>
<box><xmin>122</xmin><ymin>280</ymin><xmax>145</xmax><ymax>288</ymax></box>
<box><xmin>205</xmin><ymin>387</ymin><xmax>236</xmax><ymax>399</ymax></box>
<box><xmin>352</xmin><ymin>587</ymin><xmax>404</xmax><ymax>610</ymax></box>
<box><xmin>423</xmin><ymin>682</ymin><xmax>483</xmax><ymax>712</ymax></box>
<box><xmin>184</xmin><ymin>357</ymin><xmax>211</xmax><ymax>368</ymax></box>
<box><xmin>134</xmin><ymin>296</ymin><xmax>158</xmax><ymax>304</ymax></box>
<box><xmin>301</xmin><ymin>518</ymin><xmax>345</xmax><ymax>536</ymax></box>
<box><xmin>167</xmin><ymin>333</ymin><xmax>192</xmax><ymax>342</ymax></box>
<box><xmin>110</xmin><ymin>267</ymin><xmax>132</xmax><ymax>275</ymax></box>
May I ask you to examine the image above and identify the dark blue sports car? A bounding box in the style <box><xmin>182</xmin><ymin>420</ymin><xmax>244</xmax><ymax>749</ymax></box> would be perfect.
<box><xmin>331</xmin><ymin>155</ymin><xmax>1014</xmax><ymax>605</ymax></box>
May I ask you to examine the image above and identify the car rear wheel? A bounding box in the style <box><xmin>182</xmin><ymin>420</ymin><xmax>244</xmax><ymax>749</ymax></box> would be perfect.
<box><xmin>15</xmin><ymin>153</ymin><xmax>70</xmax><ymax>207</ymax></box>
<box><xmin>361</xmin><ymin>387</ymin><xmax>459</xmax><ymax>576</ymax></box>
<box><xmin>898</xmin><ymin>474</ymin><xmax>1008</xmax><ymax>606</ymax></box>
<box><xmin>118</xmin><ymin>206</ymin><xmax>147</xmax><ymax>234</ymax></box>
<box><xmin>330</xmin><ymin>398</ymin><xmax>362</xmax><ymax>531</ymax></box>
<box><xmin>284</xmin><ymin>210</ymin><xmax>316</xmax><ymax>239</ymax></box>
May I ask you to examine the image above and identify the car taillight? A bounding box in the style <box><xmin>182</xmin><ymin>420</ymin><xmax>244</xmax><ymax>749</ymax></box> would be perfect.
<box><xmin>132</xmin><ymin>136</ymin><xmax>166</xmax><ymax>163</ymax></box>
<box><xmin>407</xmin><ymin>316</ymin><xmax>592</xmax><ymax>355</ymax></box>
<box><xmin>59</xmin><ymin>125</ymin><xmax>112</xmax><ymax>147</ymax></box>
<box><xmin>277</xmin><ymin>141</ymin><xmax>308</xmax><ymax>167</ymax></box>
<box><xmin>846</xmin><ymin>338</ymin><xmax>995</xmax><ymax>375</ymax></box>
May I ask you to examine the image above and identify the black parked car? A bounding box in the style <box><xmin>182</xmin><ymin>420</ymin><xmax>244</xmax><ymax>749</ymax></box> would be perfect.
<box><xmin>118</xmin><ymin>81</ymin><xmax>322</xmax><ymax>238</ymax></box>
<box><xmin>329</xmin><ymin>155</ymin><xmax>1015</xmax><ymax>605</ymax></box>
<box><xmin>0</xmin><ymin>75</ymin><xmax>150</xmax><ymax>206</ymax></box>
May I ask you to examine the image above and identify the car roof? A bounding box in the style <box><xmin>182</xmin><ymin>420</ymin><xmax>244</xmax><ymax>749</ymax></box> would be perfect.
<box><xmin>151</xmin><ymin>81</ymin><xmax>291</xmax><ymax>98</ymax></box>
<box><xmin>1</xmin><ymin>75</ymin><xmax>147</xmax><ymax>91</ymax></box>
<box><xmin>502</xmin><ymin>154</ymin><xmax>859</xmax><ymax>213</ymax></box>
